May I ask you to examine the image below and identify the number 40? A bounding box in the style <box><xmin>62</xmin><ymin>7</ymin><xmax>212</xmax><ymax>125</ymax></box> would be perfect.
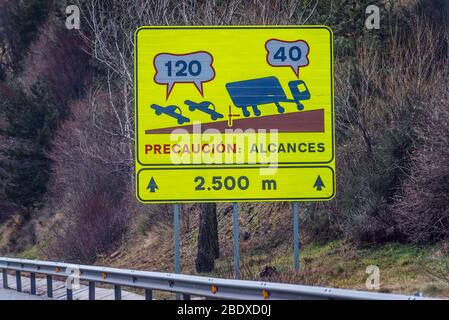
<box><xmin>273</xmin><ymin>46</ymin><xmax>302</xmax><ymax>62</ymax></box>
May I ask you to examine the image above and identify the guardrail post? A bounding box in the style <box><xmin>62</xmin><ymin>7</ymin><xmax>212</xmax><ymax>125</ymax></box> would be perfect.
<box><xmin>233</xmin><ymin>202</ymin><xmax>240</xmax><ymax>279</ymax></box>
<box><xmin>114</xmin><ymin>285</ymin><xmax>122</xmax><ymax>300</ymax></box>
<box><xmin>145</xmin><ymin>289</ymin><xmax>153</xmax><ymax>300</ymax></box>
<box><xmin>30</xmin><ymin>273</ymin><xmax>36</xmax><ymax>295</ymax></box>
<box><xmin>16</xmin><ymin>270</ymin><xmax>22</xmax><ymax>292</ymax></box>
<box><xmin>293</xmin><ymin>202</ymin><xmax>300</xmax><ymax>272</ymax></box>
<box><xmin>89</xmin><ymin>281</ymin><xmax>95</xmax><ymax>300</ymax></box>
<box><xmin>2</xmin><ymin>269</ymin><xmax>8</xmax><ymax>288</ymax></box>
<box><xmin>66</xmin><ymin>288</ymin><xmax>73</xmax><ymax>300</ymax></box>
<box><xmin>47</xmin><ymin>275</ymin><xmax>53</xmax><ymax>298</ymax></box>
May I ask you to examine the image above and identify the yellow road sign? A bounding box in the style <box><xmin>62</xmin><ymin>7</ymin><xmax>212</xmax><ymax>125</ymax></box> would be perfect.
<box><xmin>134</xmin><ymin>26</ymin><xmax>335</xmax><ymax>203</ymax></box>
<box><xmin>137</xmin><ymin>167</ymin><xmax>334</xmax><ymax>203</ymax></box>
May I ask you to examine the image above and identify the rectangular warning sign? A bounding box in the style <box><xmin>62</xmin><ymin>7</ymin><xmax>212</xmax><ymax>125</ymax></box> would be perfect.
<box><xmin>134</xmin><ymin>26</ymin><xmax>335</xmax><ymax>203</ymax></box>
<box><xmin>137</xmin><ymin>166</ymin><xmax>335</xmax><ymax>203</ymax></box>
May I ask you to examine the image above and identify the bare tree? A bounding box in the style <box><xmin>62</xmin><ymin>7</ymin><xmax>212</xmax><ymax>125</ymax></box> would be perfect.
<box><xmin>196</xmin><ymin>203</ymin><xmax>219</xmax><ymax>272</ymax></box>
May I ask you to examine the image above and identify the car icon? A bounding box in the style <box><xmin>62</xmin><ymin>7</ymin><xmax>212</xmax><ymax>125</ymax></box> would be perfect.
<box><xmin>150</xmin><ymin>104</ymin><xmax>190</xmax><ymax>125</ymax></box>
<box><xmin>184</xmin><ymin>100</ymin><xmax>224</xmax><ymax>121</ymax></box>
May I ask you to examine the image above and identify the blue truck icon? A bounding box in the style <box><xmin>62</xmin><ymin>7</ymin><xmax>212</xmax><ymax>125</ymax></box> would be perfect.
<box><xmin>225</xmin><ymin>76</ymin><xmax>311</xmax><ymax>117</ymax></box>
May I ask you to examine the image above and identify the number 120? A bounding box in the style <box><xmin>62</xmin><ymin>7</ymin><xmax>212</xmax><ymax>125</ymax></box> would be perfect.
<box><xmin>165</xmin><ymin>60</ymin><xmax>202</xmax><ymax>77</ymax></box>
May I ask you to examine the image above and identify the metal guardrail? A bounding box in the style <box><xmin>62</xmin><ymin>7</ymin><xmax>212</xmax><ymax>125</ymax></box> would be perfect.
<box><xmin>0</xmin><ymin>257</ymin><xmax>433</xmax><ymax>300</ymax></box>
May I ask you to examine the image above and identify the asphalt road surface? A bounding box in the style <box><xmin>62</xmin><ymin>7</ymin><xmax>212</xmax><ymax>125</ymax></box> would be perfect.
<box><xmin>0</xmin><ymin>288</ymin><xmax>47</xmax><ymax>300</ymax></box>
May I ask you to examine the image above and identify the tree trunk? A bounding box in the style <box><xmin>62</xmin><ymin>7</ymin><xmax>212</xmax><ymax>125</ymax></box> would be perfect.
<box><xmin>211</xmin><ymin>206</ymin><xmax>220</xmax><ymax>259</ymax></box>
<box><xmin>195</xmin><ymin>203</ymin><xmax>219</xmax><ymax>272</ymax></box>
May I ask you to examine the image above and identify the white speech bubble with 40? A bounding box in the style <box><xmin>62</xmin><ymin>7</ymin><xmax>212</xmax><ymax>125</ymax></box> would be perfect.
<box><xmin>154</xmin><ymin>51</ymin><xmax>215</xmax><ymax>99</ymax></box>
<box><xmin>265</xmin><ymin>39</ymin><xmax>310</xmax><ymax>77</ymax></box>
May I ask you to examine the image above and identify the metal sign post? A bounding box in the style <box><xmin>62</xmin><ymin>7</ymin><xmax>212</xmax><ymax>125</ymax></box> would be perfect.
<box><xmin>293</xmin><ymin>202</ymin><xmax>300</xmax><ymax>272</ymax></box>
<box><xmin>233</xmin><ymin>203</ymin><xmax>240</xmax><ymax>279</ymax></box>
<box><xmin>173</xmin><ymin>204</ymin><xmax>180</xmax><ymax>274</ymax></box>
<box><xmin>173</xmin><ymin>204</ymin><xmax>181</xmax><ymax>300</ymax></box>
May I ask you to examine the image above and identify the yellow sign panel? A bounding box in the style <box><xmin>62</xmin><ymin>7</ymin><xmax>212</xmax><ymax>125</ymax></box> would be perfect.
<box><xmin>134</xmin><ymin>26</ymin><xmax>335</xmax><ymax>203</ymax></box>
<box><xmin>138</xmin><ymin>167</ymin><xmax>334</xmax><ymax>203</ymax></box>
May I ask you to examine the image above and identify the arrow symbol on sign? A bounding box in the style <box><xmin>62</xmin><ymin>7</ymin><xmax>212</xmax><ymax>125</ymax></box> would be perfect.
<box><xmin>147</xmin><ymin>177</ymin><xmax>159</xmax><ymax>193</ymax></box>
<box><xmin>313</xmin><ymin>175</ymin><xmax>325</xmax><ymax>191</ymax></box>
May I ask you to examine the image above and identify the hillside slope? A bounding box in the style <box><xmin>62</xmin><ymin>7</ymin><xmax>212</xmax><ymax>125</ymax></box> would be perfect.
<box><xmin>89</xmin><ymin>203</ymin><xmax>449</xmax><ymax>298</ymax></box>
